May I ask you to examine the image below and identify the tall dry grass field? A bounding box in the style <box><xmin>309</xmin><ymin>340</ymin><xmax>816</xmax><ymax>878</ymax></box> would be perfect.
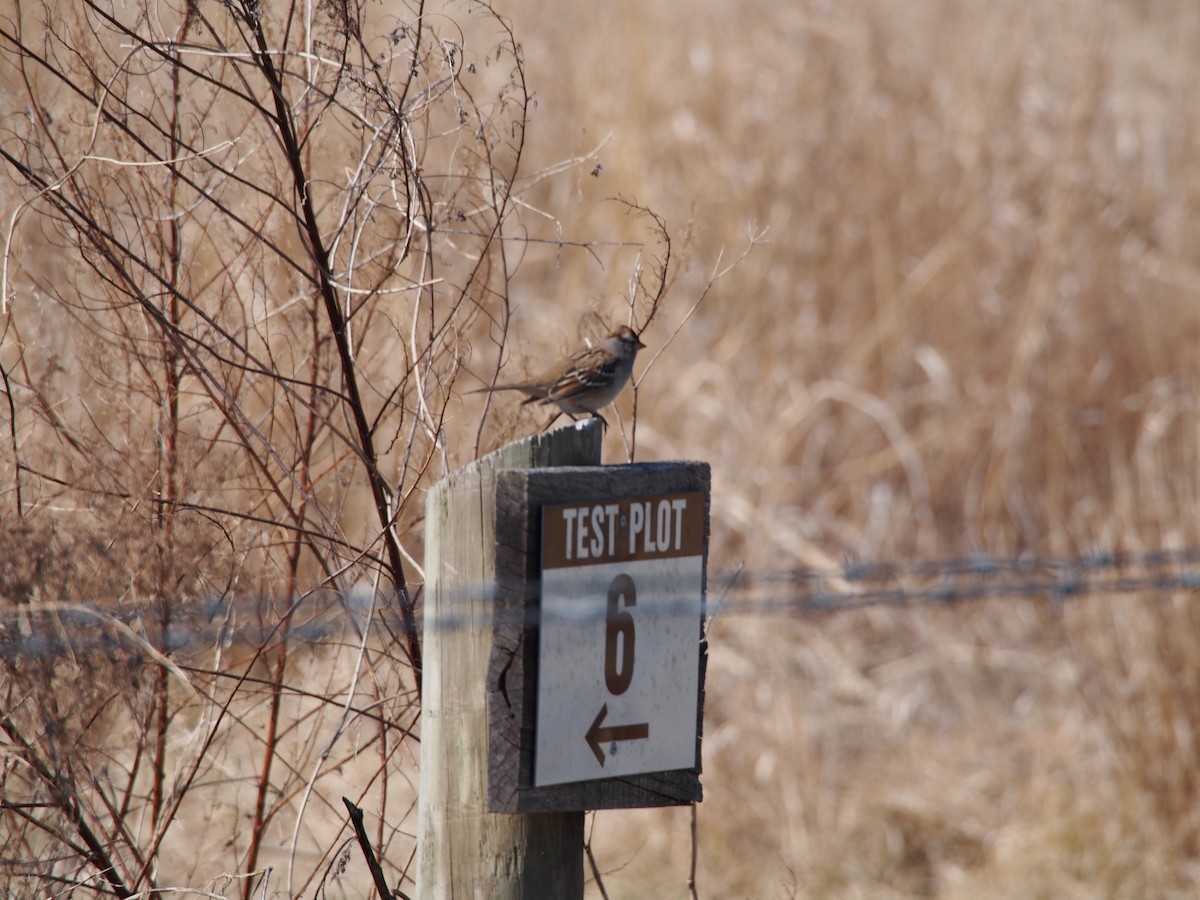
<box><xmin>4</xmin><ymin>0</ymin><xmax>1200</xmax><ymax>896</ymax></box>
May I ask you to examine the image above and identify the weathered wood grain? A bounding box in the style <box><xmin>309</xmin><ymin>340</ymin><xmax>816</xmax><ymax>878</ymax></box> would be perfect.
<box><xmin>416</xmin><ymin>422</ymin><xmax>602</xmax><ymax>899</ymax></box>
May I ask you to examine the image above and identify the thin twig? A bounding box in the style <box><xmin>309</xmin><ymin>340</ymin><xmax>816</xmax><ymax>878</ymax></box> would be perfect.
<box><xmin>343</xmin><ymin>798</ymin><xmax>397</xmax><ymax>900</ymax></box>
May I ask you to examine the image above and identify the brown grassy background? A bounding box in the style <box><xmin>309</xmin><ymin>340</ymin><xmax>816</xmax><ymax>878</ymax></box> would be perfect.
<box><xmin>5</xmin><ymin>0</ymin><xmax>1200</xmax><ymax>896</ymax></box>
<box><xmin>493</xmin><ymin>0</ymin><xmax>1200</xmax><ymax>896</ymax></box>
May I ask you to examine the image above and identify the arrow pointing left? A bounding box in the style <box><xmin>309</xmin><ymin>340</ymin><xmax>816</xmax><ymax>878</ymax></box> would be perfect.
<box><xmin>586</xmin><ymin>703</ymin><xmax>650</xmax><ymax>766</ymax></box>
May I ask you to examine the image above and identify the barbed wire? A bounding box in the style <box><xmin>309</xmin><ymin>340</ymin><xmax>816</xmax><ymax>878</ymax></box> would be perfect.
<box><xmin>720</xmin><ymin>546</ymin><xmax>1200</xmax><ymax>616</ymax></box>
<box><xmin>4</xmin><ymin>547</ymin><xmax>1200</xmax><ymax>658</ymax></box>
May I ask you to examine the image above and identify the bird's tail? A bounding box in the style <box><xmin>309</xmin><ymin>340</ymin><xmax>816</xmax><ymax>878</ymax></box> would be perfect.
<box><xmin>466</xmin><ymin>383</ymin><xmax>548</xmax><ymax>400</ymax></box>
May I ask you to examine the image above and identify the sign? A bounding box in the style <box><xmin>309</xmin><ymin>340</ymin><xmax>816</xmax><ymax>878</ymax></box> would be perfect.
<box><xmin>488</xmin><ymin>461</ymin><xmax>709</xmax><ymax>813</ymax></box>
<box><xmin>535</xmin><ymin>492</ymin><xmax>706</xmax><ymax>786</ymax></box>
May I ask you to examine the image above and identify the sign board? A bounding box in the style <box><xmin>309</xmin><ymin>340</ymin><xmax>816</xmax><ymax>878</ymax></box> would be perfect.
<box><xmin>535</xmin><ymin>492</ymin><xmax>705</xmax><ymax>785</ymax></box>
<box><xmin>488</xmin><ymin>462</ymin><xmax>709</xmax><ymax>813</ymax></box>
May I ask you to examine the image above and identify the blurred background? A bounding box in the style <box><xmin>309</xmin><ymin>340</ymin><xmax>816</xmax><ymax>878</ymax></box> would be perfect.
<box><xmin>488</xmin><ymin>1</ymin><xmax>1200</xmax><ymax>896</ymax></box>
<box><xmin>5</xmin><ymin>0</ymin><xmax>1200</xmax><ymax>896</ymax></box>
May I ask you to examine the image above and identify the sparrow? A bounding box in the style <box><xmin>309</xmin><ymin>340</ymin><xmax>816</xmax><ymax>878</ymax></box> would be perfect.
<box><xmin>471</xmin><ymin>325</ymin><xmax>646</xmax><ymax>428</ymax></box>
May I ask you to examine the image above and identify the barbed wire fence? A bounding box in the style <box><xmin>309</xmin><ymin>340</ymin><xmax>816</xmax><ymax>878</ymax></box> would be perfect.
<box><xmin>717</xmin><ymin>545</ymin><xmax>1200</xmax><ymax>617</ymax></box>
<box><xmin>5</xmin><ymin>546</ymin><xmax>1199</xmax><ymax>657</ymax></box>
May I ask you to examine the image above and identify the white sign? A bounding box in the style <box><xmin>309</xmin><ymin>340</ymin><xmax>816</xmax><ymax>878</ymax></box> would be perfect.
<box><xmin>535</xmin><ymin>492</ymin><xmax>705</xmax><ymax>787</ymax></box>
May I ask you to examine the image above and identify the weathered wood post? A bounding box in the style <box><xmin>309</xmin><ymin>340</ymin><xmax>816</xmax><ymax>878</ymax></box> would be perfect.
<box><xmin>417</xmin><ymin>422</ymin><xmax>601</xmax><ymax>898</ymax></box>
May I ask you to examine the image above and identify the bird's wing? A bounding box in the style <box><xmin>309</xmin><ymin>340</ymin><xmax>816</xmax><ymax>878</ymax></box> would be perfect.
<box><xmin>545</xmin><ymin>346</ymin><xmax>616</xmax><ymax>402</ymax></box>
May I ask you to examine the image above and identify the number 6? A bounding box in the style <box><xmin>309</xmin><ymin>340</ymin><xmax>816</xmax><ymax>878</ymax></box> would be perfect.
<box><xmin>605</xmin><ymin>574</ymin><xmax>637</xmax><ymax>694</ymax></box>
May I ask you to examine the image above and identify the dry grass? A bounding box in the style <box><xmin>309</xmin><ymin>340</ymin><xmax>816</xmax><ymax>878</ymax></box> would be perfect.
<box><xmin>496</xmin><ymin>0</ymin><xmax>1200</xmax><ymax>896</ymax></box>
<box><xmin>5</xmin><ymin>0</ymin><xmax>1200</xmax><ymax>896</ymax></box>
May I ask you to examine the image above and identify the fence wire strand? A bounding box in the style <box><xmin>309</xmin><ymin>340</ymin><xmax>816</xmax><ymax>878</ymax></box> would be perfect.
<box><xmin>4</xmin><ymin>548</ymin><xmax>1200</xmax><ymax>657</ymax></box>
<box><xmin>725</xmin><ymin>547</ymin><xmax>1200</xmax><ymax>617</ymax></box>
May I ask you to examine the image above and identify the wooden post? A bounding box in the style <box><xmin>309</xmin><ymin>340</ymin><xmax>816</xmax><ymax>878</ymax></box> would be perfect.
<box><xmin>417</xmin><ymin>422</ymin><xmax>601</xmax><ymax>898</ymax></box>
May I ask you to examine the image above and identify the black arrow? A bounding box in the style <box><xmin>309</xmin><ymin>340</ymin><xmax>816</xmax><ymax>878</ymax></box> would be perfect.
<box><xmin>586</xmin><ymin>703</ymin><xmax>650</xmax><ymax>765</ymax></box>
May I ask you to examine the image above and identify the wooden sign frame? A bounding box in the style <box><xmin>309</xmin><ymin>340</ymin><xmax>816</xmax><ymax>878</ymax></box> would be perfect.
<box><xmin>488</xmin><ymin>461</ymin><xmax>710</xmax><ymax>813</ymax></box>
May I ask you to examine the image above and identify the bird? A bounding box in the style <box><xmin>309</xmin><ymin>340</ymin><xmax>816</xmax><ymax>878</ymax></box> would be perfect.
<box><xmin>470</xmin><ymin>324</ymin><xmax>646</xmax><ymax>428</ymax></box>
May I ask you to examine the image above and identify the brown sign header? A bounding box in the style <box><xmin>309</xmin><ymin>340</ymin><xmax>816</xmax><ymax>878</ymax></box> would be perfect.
<box><xmin>541</xmin><ymin>491</ymin><xmax>706</xmax><ymax>569</ymax></box>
